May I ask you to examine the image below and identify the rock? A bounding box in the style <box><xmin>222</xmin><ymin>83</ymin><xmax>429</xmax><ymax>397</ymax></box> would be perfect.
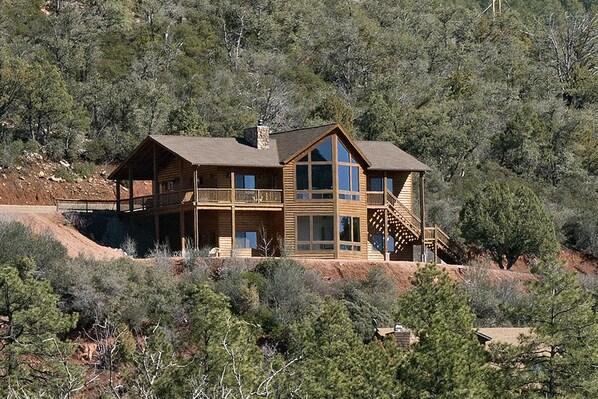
<box><xmin>100</xmin><ymin>170</ymin><xmax>107</xmax><ymax>177</ymax></box>
<box><xmin>19</xmin><ymin>176</ymin><xmax>26</xmax><ymax>181</ymax></box>
<box><xmin>38</xmin><ymin>171</ymin><xmax>45</xmax><ymax>178</ymax></box>
<box><xmin>49</xmin><ymin>175</ymin><xmax>65</xmax><ymax>183</ymax></box>
<box><xmin>1</xmin><ymin>174</ymin><xmax>6</xmax><ymax>179</ymax></box>
<box><xmin>59</xmin><ymin>160</ymin><xmax>70</xmax><ymax>168</ymax></box>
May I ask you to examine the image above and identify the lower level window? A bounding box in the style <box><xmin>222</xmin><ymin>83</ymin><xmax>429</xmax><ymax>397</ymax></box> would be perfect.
<box><xmin>339</xmin><ymin>216</ymin><xmax>361</xmax><ymax>251</ymax></box>
<box><xmin>296</xmin><ymin>215</ymin><xmax>334</xmax><ymax>251</ymax></box>
<box><xmin>371</xmin><ymin>234</ymin><xmax>394</xmax><ymax>252</ymax></box>
<box><xmin>236</xmin><ymin>231</ymin><xmax>257</xmax><ymax>249</ymax></box>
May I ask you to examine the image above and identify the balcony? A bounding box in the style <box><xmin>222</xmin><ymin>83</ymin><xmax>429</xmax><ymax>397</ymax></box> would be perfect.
<box><xmin>119</xmin><ymin>188</ymin><xmax>283</xmax><ymax>212</ymax></box>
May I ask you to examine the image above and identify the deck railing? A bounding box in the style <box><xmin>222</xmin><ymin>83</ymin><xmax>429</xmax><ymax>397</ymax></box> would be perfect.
<box><xmin>116</xmin><ymin>188</ymin><xmax>283</xmax><ymax>212</ymax></box>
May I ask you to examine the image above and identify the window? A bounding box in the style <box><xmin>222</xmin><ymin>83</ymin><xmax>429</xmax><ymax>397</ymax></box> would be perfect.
<box><xmin>338</xmin><ymin>141</ymin><xmax>360</xmax><ymax>201</ymax></box>
<box><xmin>339</xmin><ymin>216</ymin><xmax>361</xmax><ymax>251</ymax></box>
<box><xmin>371</xmin><ymin>234</ymin><xmax>394</xmax><ymax>252</ymax></box>
<box><xmin>296</xmin><ymin>215</ymin><xmax>334</xmax><ymax>251</ymax></box>
<box><xmin>235</xmin><ymin>231</ymin><xmax>257</xmax><ymax>249</ymax></box>
<box><xmin>235</xmin><ymin>174</ymin><xmax>256</xmax><ymax>189</ymax></box>
<box><xmin>296</xmin><ymin>137</ymin><xmax>333</xmax><ymax>199</ymax></box>
<box><xmin>368</xmin><ymin>177</ymin><xmax>383</xmax><ymax>192</ymax></box>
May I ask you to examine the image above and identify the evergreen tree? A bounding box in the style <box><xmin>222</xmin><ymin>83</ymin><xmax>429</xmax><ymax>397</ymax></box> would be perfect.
<box><xmin>496</xmin><ymin>262</ymin><xmax>598</xmax><ymax>398</ymax></box>
<box><xmin>395</xmin><ymin>263</ymin><xmax>494</xmax><ymax>399</ymax></box>
<box><xmin>0</xmin><ymin>258</ymin><xmax>81</xmax><ymax>397</ymax></box>
<box><xmin>459</xmin><ymin>181</ymin><xmax>559</xmax><ymax>269</ymax></box>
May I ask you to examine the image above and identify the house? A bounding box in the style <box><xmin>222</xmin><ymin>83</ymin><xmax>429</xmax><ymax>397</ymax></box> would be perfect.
<box><xmin>108</xmin><ymin>122</ymin><xmax>454</xmax><ymax>262</ymax></box>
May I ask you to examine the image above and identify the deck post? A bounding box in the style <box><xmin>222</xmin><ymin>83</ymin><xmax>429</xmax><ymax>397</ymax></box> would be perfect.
<box><xmin>383</xmin><ymin>172</ymin><xmax>388</xmax><ymax>260</ymax></box>
<box><xmin>193</xmin><ymin>168</ymin><xmax>199</xmax><ymax>249</ymax></box>
<box><xmin>128</xmin><ymin>167</ymin><xmax>133</xmax><ymax>213</ymax></box>
<box><xmin>115</xmin><ymin>180</ymin><xmax>121</xmax><ymax>212</ymax></box>
<box><xmin>433</xmin><ymin>225</ymin><xmax>438</xmax><ymax>263</ymax></box>
<box><xmin>230</xmin><ymin>170</ymin><xmax>236</xmax><ymax>255</ymax></box>
<box><xmin>419</xmin><ymin>171</ymin><xmax>426</xmax><ymax>262</ymax></box>
<box><xmin>153</xmin><ymin>143</ymin><xmax>159</xmax><ymax>242</ymax></box>
<box><xmin>180</xmin><ymin>209</ymin><xmax>185</xmax><ymax>252</ymax></box>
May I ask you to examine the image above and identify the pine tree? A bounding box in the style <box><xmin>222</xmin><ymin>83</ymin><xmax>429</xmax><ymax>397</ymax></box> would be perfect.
<box><xmin>395</xmin><ymin>263</ymin><xmax>494</xmax><ymax>399</ymax></box>
<box><xmin>498</xmin><ymin>262</ymin><xmax>598</xmax><ymax>398</ymax></box>
<box><xmin>0</xmin><ymin>258</ymin><xmax>81</xmax><ymax>397</ymax></box>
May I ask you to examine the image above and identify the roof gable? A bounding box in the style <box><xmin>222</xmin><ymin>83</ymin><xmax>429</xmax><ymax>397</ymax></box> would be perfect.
<box><xmin>271</xmin><ymin>123</ymin><xmax>371</xmax><ymax>166</ymax></box>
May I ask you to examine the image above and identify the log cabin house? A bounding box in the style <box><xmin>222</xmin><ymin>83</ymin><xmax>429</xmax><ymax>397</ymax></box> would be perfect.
<box><xmin>109</xmin><ymin>122</ymin><xmax>454</xmax><ymax>262</ymax></box>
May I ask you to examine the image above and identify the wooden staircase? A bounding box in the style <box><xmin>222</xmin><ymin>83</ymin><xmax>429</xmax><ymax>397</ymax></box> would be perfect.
<box><xmin>375</xmin><ymin>190</ymin><xmax>460</xmax><ymax>264</ymax></box>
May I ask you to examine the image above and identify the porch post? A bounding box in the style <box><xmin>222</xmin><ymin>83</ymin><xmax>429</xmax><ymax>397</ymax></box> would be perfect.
<box><xmin>128</xmin><ymin>167</ymin><xmax>133</xmax><ymax>213</ymax></box>
<box><xmin>193</xmin><ymin>168</ymin><xmax>199</xmax><ymax>249</ymax></box>
<box><xmin>230</xmin><ymin>170</ymin><xmax>236</xmax><ymax>255</ymax></box>
<box><xmin>383</xmin><ymin>172</ymin><xmax>388</xmax><ymax>261</ymax></box>
<box><xmin>179</xmin><ymin>158</ymin><xmax>185</xmax><ymax>251</ymax></box>
<box><xmin>419</xmin><ymin>171</ymin><xmax>426</xmax><ymax>262</ymax></box>
<box><xmin>115</xmin><ymin>180</ymin><xmax>121</xmax><ymax>212</ymax></box>
<box><xmin>153</xmin><ymin>143</ymin><xmax>159</xmax><ymax>242</ymax></box>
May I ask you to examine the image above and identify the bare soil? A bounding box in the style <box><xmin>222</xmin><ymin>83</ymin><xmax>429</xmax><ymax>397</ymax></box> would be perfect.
<box><xmin>0</xmin><ymin>158</ymin><xmax>151</xmax><ymax>205</ymax></box>
<box><xmin>0</xmin><ymin>211</ymin><xmax>125</xmax><ymax>260</ymax></box>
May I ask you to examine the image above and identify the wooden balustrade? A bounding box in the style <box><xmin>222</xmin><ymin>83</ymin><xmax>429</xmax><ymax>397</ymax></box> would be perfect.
<box><xmin>366</xmin><ymin>191</ymin><xmax>384</xmax><ymax>205</ymax></box>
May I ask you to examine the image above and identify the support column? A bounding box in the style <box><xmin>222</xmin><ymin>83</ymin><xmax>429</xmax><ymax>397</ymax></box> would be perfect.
<box><xmin>128</xmin><ymin>167</ymin><xmax>134</xmax><ymax>214</ymax></box>
<box><xmin>180</xmin><ymin>209</ymin><xmax>186</xmax><ymax>252</ymax></box>
<box><xmin>433</xmin><ymin>225</ymin><xmax>438</xmax><ymax>264</ymax></box>
<box><xmin>230</xmin><ymin>170</ymin><xmax>236</xmax><ymax>255</ymax></box>
<box><xmin>383</xmin><ymin>172</ymin><xmax>388</xmax><ymax>261</ymax></box>
<box><xmin>115</xmin><ymin>180</ymin><xmax>121</xmax><ymax>212</ymax></box>
<box><xmin>419</xmin><ymin>171</ymin><xmax>426</xmax><ymax>263</ymax></box>
<box><xmin>383</xmin><ymin>209</ymin><xmax>389</xmax><ymax>261</ymax></box>
<box><xmin>153</xmin><ymin>144</ymin><xmax>159</xmax><ymax>242</ymax></box>
<box><xmin>193</xmin><ymin>168</ymin><xmax>199</xmax><ymax>249</ymax></box>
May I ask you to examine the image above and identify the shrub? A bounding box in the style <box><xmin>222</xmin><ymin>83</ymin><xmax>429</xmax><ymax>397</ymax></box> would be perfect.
<box><xmin>72</xmin><ymin>161</ymin><xmax>96</xmax><ymax>178</ymax></box>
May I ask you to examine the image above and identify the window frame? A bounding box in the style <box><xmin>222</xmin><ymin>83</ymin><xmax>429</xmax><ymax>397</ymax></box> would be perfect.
<box><xmin>339</xmin><ymin>215</ymin><xmax>361</xmax><ymax>252</ymax></box>
<box><xmin>296</xmin><ymin>214</ymin><xmax>335</xmax><ymax>251</ymax></box>
<box><xmin>295</xmin><ymin>137</ymin><xmax>334</xmax><ymax>200</ymax></box>
<box><xmin>235</xmin><ymin>231</ymin><xmax>258</xmax><ymax>249</ymax></box>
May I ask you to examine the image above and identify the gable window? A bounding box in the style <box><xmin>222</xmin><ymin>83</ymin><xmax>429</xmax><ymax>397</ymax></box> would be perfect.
<box><xmin>296</xmin><ymin>137</ymin><xmax>333</xmax><ymax>199</ymax></box>
<box><xmin>338</xmin><ymin>140</ymin><xmax>360</xmax><ymax>201</ymax></box>
<box><xmin>296</xmin><ymin>215</ymin><xmax>334</xmax><ymax>251</ymax></box>
<box><xmin>235</xmin><ymin>231</ymin><xmax>257</xmax><ymax>249</ymax></box>
<box><xmin>339</xmin><ymin>216</ymin><xmax>361</xmax><ymax>251</ymax></box>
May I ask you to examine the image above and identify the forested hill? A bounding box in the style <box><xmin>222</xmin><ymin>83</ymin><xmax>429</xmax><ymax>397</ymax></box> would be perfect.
<box><xmin>0</xmin><ymin>0</ymin><xmax>597</xmax><ymax>255</ymax></box>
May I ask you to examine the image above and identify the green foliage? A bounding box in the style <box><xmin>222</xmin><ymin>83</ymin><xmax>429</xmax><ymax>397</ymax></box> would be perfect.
<box><xmin>0</xmin><ymin>258</ymin><xmax>81</xmax><ymax>397</ymax></box>
<box><xmin>0</xmin><ymin>220</ymin><xmax>68</xmax><ymax>273</ymax></box>
<box><xmin>289</xmin><ymin>297</ymin><xmax>401</xmax><ymax>398</ymax></box>
<box><xmin>493</xmin><ymin>262</ymin><xmax>598</xmax><ymax>397</ymax></box>
<box><xmin>396</xmin><ymin>263</ymin><xmax>494</xmax><ymax>399</ymax></box>
<box><xmin>459</xmin><ymin>181</ymin><xmax>559</xmax><ymax>269</ymax></box>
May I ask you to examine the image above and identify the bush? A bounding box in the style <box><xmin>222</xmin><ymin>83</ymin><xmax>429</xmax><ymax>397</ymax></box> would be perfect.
<box><xmin>0</xmin><ymin>220</ymin><xmax>68</xmax><ymax>274</ymax></box>
<box><xmin>72</xmin><ymin>161</ymin><xmax>96</xmax><ymax>178</ymax></box>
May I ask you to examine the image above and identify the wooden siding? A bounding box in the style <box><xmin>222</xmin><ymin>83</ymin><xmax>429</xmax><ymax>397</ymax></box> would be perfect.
<box><xmin>392</xmin><ymin>172</ymin><xmax>413</xmax><ymax>210</ymax></box>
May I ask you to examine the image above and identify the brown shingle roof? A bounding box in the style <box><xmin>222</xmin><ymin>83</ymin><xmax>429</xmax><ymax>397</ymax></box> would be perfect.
<box><xmin>476</xmin><ymin>327</ymin><xmax>533</xmax><ymax>346</ymax></box>
<box><xmin>109</xmin><ymin>123</ymin><xmax>431</xmax><ymax>180</ymax></box>
<box><xmin>355</xmin><ymin>140</ymin><xmax>431</xmax><ymax>172</ymax></box>
<box><xmin>150</xmin><ymin>135</ymin><xmax>282</xmax><ymax>168</ymax></box>
<box><xmin>269</xmin><ymin>123</ymin><xmax>337</xmax><ymax>162</ymax></box>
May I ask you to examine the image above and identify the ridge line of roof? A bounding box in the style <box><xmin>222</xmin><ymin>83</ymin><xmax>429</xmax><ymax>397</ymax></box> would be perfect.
<box><xmin>269</xmin><ymin>122</ymin><xmax>337</xmax><ymax>136</ymax></box>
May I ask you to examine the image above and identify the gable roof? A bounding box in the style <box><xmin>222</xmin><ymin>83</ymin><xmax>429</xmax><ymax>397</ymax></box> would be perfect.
<box><xmin>109</xmin><ymin>123</ymin><xmax>430</xmax><ymax>180</ymax></box>
<box><xmin>356</xmin><ymin>140</ymin><xmax>431</xmax><ymax>172</ymax></box>
<box><xmin>151</xmin><ymin>135</ymin><xmax>282</xmax><ymax>168</ymax></box>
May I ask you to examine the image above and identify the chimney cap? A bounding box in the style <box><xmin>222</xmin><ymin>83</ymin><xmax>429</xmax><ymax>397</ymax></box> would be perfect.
<box><xmin>258</xmin><ymin>118</ymin><xmax>265</xmax><ymax>126</ymax></box>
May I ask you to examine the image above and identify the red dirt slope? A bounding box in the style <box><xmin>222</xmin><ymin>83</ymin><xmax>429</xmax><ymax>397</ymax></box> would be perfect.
<box><xmin>0</xmin><ymin>211</ymin><xmax>125</xmax><ymax>260</ymax></box>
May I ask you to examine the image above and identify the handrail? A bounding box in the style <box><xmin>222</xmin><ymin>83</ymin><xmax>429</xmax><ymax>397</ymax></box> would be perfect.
<box><xmin>385</xmin><ymin>190</ymin><xmax>421</xmax><ymax>236</ymax></box>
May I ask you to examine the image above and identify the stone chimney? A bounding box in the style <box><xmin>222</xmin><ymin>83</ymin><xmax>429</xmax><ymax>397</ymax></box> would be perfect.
<box><xmin>393</xmin><ymin>324</ymin><xmax>414</xmax><ymax>351</ymax></box>
<box><xmin>244</xmin><ymin>120</ymin><xmax>270</xmax><ymax>149</ymax></box>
